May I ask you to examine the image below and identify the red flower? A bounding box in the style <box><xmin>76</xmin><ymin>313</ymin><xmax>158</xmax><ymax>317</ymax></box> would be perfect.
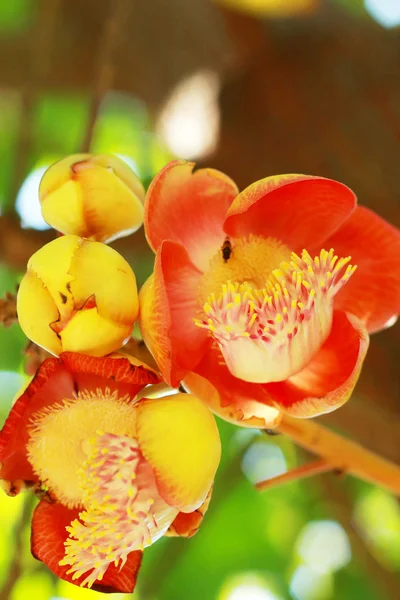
<box><xmin>0</xmin><ymin>352</ymin><xmax>220</xmax><ymax>592</ymax></box>
<box><xmin>139</xmin><ymin>161</ymin><xmax>400</xmax><ymax>427</ymax></box>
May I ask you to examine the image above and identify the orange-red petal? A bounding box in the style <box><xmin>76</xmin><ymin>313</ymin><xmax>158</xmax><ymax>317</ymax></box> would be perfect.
<box><xmin>183</xmin><ymin>340</ymin><xmax>282</xmax><ymax>429</ymax></box>
<box><xmin>31</xmin><ymin>500</ymin><xmax>142</xmax><ymax>593</ymax></box>
<box><xmin>0</xmin><ymin>354</ymin><xmax>159</xmax><ymax>487</ymax></box>
<box><xmin>0</xmin><ymin>358</ymin><xmax>74</xmax><ymax>485</ymax></box>
<box><xmin>166</xmin><ymin>486</ymin><xmax>213</xmax><ymax>538</ymax></box>
<box><xmin>312</xmin><ymin>206</ymin><xmax>400</xmax><ymax>333</ymax></box>
<box><xmin>139</xmin><ymin>241</ymin><xmax>208</xmax><ymax>388</ymax></box>
<box><xmin>266</xmin><ymin>310</ymin><xmax>369</xmax><ymax>417</ymax></box>
<box><xmin>224</xmin><ymin>174</ymin><xmax>356</xmax><ymax>251</ymax></box>
<box><xmin>144</xmin><ymin>160</ymin><xmax>238</xmax><ymax>271</ymax></box>
<box><xmin>59</xmin><ymin>352</ymin><xmax>160</xmax><ymax>398</ymax></box>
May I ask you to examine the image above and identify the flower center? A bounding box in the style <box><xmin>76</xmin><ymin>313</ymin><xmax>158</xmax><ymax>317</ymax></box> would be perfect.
<box><xmin>27</xmin><ymin>389</ymin><xmax>138</xmax><ymax>508</ymax></box>
<box><xmin>59</xmin><ymin>433</ymin><xmax>178</xmax><ymax>589</ymax></box>
<box><xmin>28</xmin><ymin>390</ymin><xmax>179</xmax><ymax>588</ymax></box>
<box><xmin>195</xmin><ymin>248</ymin><xmax>356</xmax><ymax>383</ymax></box>
<box><xmin>199</xmin><ymin>234</ymin><xmax>292</xmax><ymax>304</ymax></box>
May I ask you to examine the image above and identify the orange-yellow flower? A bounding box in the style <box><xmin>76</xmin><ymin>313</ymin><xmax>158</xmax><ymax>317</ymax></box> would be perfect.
<box><xmin>39</xmin><ymin>154</ymin><xmax>145</xmax><ymax>243</ymax></box>
<box><xmin>17</xmin><ymin>234</ymin><xmax>138</xmax><ymax>356</ymax></box>
<box><xmin>140</xmin><ymin>161</ymin><xmax>400</xmax><ymax>427</ymax></box>
<box><xmin>0</xmin><ymin>353</ymin><xmax>220</xmax><ymax>592</ymax></box>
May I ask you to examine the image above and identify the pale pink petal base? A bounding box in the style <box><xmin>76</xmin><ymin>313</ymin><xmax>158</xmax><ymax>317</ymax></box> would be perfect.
<box><xmin>183</xmin><ymin>341</ymin><xmax>282</xmax><ymax>429</ymax></box>
<box><xmin>266</xmin><ymin>311</ymin><xmax>369</xmax><ymax>417</ymax></box>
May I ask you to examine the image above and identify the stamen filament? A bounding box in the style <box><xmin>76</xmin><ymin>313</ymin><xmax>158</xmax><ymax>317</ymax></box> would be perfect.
<box><xmin>195</xmin><ymin>248</ymin><xmax>356</xmax><ymax>383</ymax></box>
<box><xmin>59</xmin><ymin>433</ymin><xmax>177</xmax><ymax>588</ymax></box>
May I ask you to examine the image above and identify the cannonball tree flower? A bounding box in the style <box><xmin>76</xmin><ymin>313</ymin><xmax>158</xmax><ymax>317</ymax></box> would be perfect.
<box><xmin>0</xmin><ymin>352</ymin><xmax>220</xmax><ymax>592</ymax></box>
<box><xmin>17</xmin><ymin>234</ymin><xmax>138</xmax><ymax>357</ymax></box>
<box><xmin>139</xmin><ymin>161</ymin><xmax>400</xmax><ymax>427</ymax></box>
<box><xmin>39</xmin><ymin>154</ymin><xmax>145</xmax><ymax>243</ymax></box>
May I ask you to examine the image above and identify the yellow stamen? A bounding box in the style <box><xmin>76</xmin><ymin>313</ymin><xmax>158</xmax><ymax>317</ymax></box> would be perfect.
<box><xmin>194</xmin><ymin>247</ymin><xmax>356</xmax><ymax>383</ymax></box>
<box><xmin>26</xmin><ymin>389</ymin><xmax>137</xmax><ymax>508</ymax></box>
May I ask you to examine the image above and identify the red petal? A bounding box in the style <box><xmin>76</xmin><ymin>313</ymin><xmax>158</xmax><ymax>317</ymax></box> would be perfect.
<box><xmin>183</xmin><ymin>340</ymin><xmax>281</xmax><ymax>428</ymax></box>
<box><xmin>266</xmin><ymin>311</ymin><xmax>369</xmax><ymax>417</ymax></box>
<box><xmin>0</xmin><ymin>358</ymin><xmax>74</xmax><ymax>484</ymax></box>
<box><xmin>224</xmin><ymin>175</ymin><xmax>356</xmax><ymax>251</ymax></box>
<box><xmin>60</xmin><ymin>352</ymin><xmax>160</xmax><ymax>397</ymax></box>
<box><xmin>313</xmin><ymin>206</ymin><xmax>400</xmax><ymax>333</ymax></box>
<box><xmin>31</xmin><ymin>500</ymin><xmax>142</xmax><ymax>593</ymax></box>
<box><xmin>140</xmin><ymin>241</ymin><xmax>208</xmax><ymax>388</ymax></box>
<box><xmin>144</xmin><ymin>161</ymin><xmax>238</xmax><ymax>271</ymax></box>
<box><xmin>0</xmin><ymin>354</ymin><xmax>160</xmax><ymax>487</ymax></box>
<box><xmin>166</xmin><ymin>486</ymin><xmax>213</xmax><ymax>538</ymax></box>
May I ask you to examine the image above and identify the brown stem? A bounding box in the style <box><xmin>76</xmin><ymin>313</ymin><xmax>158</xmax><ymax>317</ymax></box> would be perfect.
<box><xmin>0</xmin><ymin>293</ymin><xmax>18</xmax><ymax>327</ymax></box>
<box><xmin>277</xmin><ymin>415</ymin><xmax>400</xmax><ymax>496</ymax></box>
<box><xmin>80</xmin><ymin>0</ymin><xmax>132</xmax><ymax>152</ymax></box>
<box><xmin>9</xmin><ymin>0</ymin><xmax>61</xmax><ymax>210</ymax></box>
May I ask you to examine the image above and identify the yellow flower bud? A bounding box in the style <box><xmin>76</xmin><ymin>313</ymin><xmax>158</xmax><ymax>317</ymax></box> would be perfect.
<box><xmin>17</xmin><ymin>235</ymin><xmax>138</xmax><ymax>356</ymax></box>
<box><xmin>39</xmin><ymin>154</ymin><xmax>145</xmax><ymax>243</ymax></box>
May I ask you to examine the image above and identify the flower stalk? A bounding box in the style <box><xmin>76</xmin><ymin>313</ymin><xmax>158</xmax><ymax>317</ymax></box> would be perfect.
<box><xmin>254</xmin><ymin>415</ymin><xmax>400</xmax><ymax>496</ymax></box>
<box><xmin>255</xmin><ymin>458</ymin><xmax>332</xmax><ymax>491</ymax></box>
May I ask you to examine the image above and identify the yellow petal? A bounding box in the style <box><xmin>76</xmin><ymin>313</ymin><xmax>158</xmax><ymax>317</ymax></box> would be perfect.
<box><xmin>39</xmin><ymin>154</ymin><xmax>145</xmax><ymax>243</ymax></box>
<box><xmin>17</xmin><ymin>270</ymin><xmax>62</xmax><ymax>355</ymax></box>
<box><xmin>39</xmin><ymin>154</ymin><xmax>90</xmax><ymax>198</ymax></box>
<box><xmin>138</xmin><ymin>273</ymin><xmax>171</xmax><ymax>378</ymax></box>
<box><xmin>60</xmin><ymin>308</ymin><xmax>131</xmax><ymax>357</ymax></box>
<box><xmin>91</xmin><ymin>154</ymin><xmax>145</xmax><ymax>203</ymax></box>
<box><xmin>41</xmin><ymin>178</ymin><xmax>86</xmax><ymax>237</ymax></box>
<box><xmin>136</xmin><ymin>393</ymin><xmax>221</xmax><ymax>512</ymax></box>
<box><xmin>26</xmin><ymin>234</ymin><xmax>79</xmax><ymax>319</ymax></box>
<box><xmin>68</xmin><ymin>239</ymin><xmax>138</xmax><ymax>327</ymax></box>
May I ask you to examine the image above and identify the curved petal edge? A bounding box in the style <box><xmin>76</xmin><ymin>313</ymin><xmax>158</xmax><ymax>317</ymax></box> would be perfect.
<box><xmin>224</xmin><ymin>174</ymin><xmax>356</xmax><ymax>251</ymax></box>
<box><xmin>144</xmin><ymin>160</ymin><xmax>239</xmax><ymax>271</ymax></box>
<box><xmin>266</xmin><ymin>310</ymin><xmax>369</xmax><ymax>417</ymax></box>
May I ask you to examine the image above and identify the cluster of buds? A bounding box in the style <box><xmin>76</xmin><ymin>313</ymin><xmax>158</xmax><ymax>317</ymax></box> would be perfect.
<box><xmin>18</xmin><ymin>154</ymin><xmax>145</xmax><ymax>356</ymax></box>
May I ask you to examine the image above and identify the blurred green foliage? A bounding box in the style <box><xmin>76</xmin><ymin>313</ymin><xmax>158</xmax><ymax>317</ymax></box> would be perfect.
<box><xmin>0</xmin><ymin>93</ymin><xmax>20</xmax><ymax>213</ymax></box>
<box><xmin>0</xmin><ymin>0</ymin><xmax>34</xmax><ymax>35</ymax></box>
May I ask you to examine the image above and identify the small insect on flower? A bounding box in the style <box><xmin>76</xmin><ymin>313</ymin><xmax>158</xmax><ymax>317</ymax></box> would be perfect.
<box><xmin>0</xmin><ymin>353</ymin><xmax>221</xmax><ymax>593</ymax></box>
<box><xmin>221</xmin><ymin>236</ymin><xmax>232</xmax><ymax>263</ymax></box>
<box><xmin>140</xmin><ymin>161</ymin><xmax>400</xmax><ymax>427</ymax></box>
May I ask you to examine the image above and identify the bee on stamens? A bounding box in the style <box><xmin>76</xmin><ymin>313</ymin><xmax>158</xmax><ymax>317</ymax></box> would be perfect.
<box><xmin>222</xmin><ymin>236</ymin><xmax>232</xmax><ymax>263</ymax></box>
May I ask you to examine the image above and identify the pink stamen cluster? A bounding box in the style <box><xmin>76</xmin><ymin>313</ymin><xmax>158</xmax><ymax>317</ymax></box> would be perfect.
<box><xmin>60</xmin><ymin>433</ymin><xmax>158</xmax><ymax>588</ymax></box>
<box><xmin>195</xmin><ymin>248</ymin><xmax>356</xmax><ymax>349</ymax></box>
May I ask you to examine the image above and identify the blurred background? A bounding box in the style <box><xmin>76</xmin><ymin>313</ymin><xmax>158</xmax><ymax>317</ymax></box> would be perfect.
<box><xmin>0</xmin><ymin>0</ymin><xmax>399</xmax><ymax>598</ymax></box>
